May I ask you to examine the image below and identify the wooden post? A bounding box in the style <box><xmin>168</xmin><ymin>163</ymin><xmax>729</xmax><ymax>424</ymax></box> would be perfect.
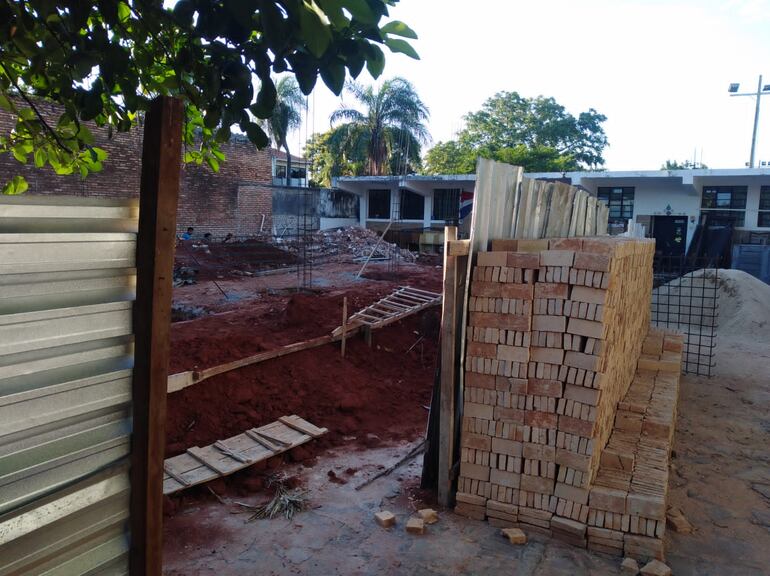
<box><xmin>130</xmin><ymin>96</ymin><xmax>184</xmax><ymax>575</ymax></box>
<box><xmin>438</xmin><ymin>226</ymin><xmax>462</xmax><ymax>507</ymax></box>
<box><xmin>341</xmin><ymin>297</ymin><xmax>348</xmax><ymax>358</ymax></box>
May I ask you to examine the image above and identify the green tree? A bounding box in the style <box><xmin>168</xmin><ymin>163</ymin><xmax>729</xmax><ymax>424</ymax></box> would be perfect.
<box><xmin>422</xmin><ymin>91</ymin><xmax>607</xmax><ymax>175</ymax></box>
<box><xmin>460</xmin><ymin>92</ymin><xmax>608</xmax><ymax>169</ymax></box>
<box><xmin>264</xmin><ymin>77</ymin><xmax>304</xmax><ymax>185</ymax></box>
<box><xmin>304</xmin><ymin>128</ymin><xmax>366</xmax><ymax>186</ymax></box>
<box><xmin>423</xmin><ymin>141</ymin><xmax>579</xmax><ymax>174</ymax></box>
<box><xmin>661</xmin><ymin>159</ymin><xmax>708</xmax><ymax>170</ymax></box>
<box><xmin>0</xmin><ymin>0</ymin><xmax>419</xmax><ymax>194</ymax></box>
<box><xmin>329</xmin><ymin>77</ymin><xmax>429</xmax><ymax>176</ymax></box>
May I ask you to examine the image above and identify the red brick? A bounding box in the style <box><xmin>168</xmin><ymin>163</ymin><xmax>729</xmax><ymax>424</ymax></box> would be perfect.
<box><xmin>534</xmin><ymin>283</ymin><xmax>569</xmax><ymax>299</ymax></box>
<box><xmin>507</xmin><ymin>252</ymin><xmax>541</xmax><ymax>268</ymax></box>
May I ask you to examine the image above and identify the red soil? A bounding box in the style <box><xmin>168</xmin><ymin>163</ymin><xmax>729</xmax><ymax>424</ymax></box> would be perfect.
<box><xmin>166</xmin><ymin>311</ymin><xmax>439</xmax><ymax>457</ymax></box>
<box><xmin>165</xmin><ymin>270</ymin><xmax>442</xmax><ymax>510</ymax></box>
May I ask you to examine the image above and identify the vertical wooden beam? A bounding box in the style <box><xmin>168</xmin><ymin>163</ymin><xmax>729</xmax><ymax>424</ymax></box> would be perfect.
<box><xmin>130</xmin><ymin>96</ymin><xmax>184</xmax><ymax>575</ymax></box>
<box><xmin>438</xmin><ymin>226</ymin><xmax>460</xmax><ymax>507</ymax></box>
<box><xmin>341</xmin><ymin>296</ymin><xmax>348</xmax><ymax>358</ymax></box>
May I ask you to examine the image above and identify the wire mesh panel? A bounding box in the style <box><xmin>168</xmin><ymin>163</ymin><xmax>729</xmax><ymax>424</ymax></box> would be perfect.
<box><xmin>651</xmin><ymin>256</ymin><xmax>720</xmax><ymax>376</ymax></box>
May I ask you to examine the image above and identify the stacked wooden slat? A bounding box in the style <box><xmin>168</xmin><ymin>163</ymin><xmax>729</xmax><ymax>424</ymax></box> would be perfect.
<box><xmin>456</xmin><ymin>236</ymin><xmax>682</xmax><ymax>556</ymax></box>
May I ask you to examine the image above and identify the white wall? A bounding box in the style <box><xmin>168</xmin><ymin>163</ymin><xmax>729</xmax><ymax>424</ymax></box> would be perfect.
<box><xmin>320</xmin><ymin>217</ymin><xmax>359</xmax><ymax>230</ymax></box>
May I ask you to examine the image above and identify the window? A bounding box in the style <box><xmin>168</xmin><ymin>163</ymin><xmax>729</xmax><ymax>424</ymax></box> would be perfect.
<box><xmin>368</xmin><ymin>189</ymin><xmax>391</xmax><ymax>219</ymax></box>
<box><xmin>700</xmin><ymin>186</ymin><xmax>746</xmax><ymax>227</ymax></box>
<box><xmin>759</xmin><ymin>187</ymin><xmax>770</xmax><ymax>227</ymax></box>
<box><xmin>597</xmin><ymin>187</ymin><xmax>634</xmax><ymax>234</ymax></box>
<box><xmin>432</xmin><ymin>188</ymin><xmax>461</xmax><ymax>221</ymax></box>
<box><xmin>399</xmin><ymin>189</ymin><xmax>424</xmax><ymax>220</ymax></box>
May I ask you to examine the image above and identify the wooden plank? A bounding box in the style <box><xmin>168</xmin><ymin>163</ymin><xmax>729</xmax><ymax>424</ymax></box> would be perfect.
<box><xmin>279</xmin><ymin>415</ymin><xmax>329</xmax><ymax>438</ymax></box>
<box><xmin>245</xmin><ymin>429</ymin><xmax>281</xmax><ymax>452</ymax></box>
<box><xmin>163</xmin><ymin>461</ymin><xmax>189</xmax><ymax>487</ymax></box>
<box><xmin>192</xmin><ymin>333</ymin><xmax>339</xmax><ymax>384</ymax></box>
<box><xmin>163</xmin><ymin>417</ymin><xmax>327</xmax><ymax>495</ymax></box>
<box><xmin>438</xmin><ymin>226</ymin><xmax>459</xmax><ymax>507</ymax></box>
<box><xmin>213</xmin><ymin>440</ymin><xmax>250</xmax><ymax>463</ymax></box>
<box><xmin>341</xmin><ymin>296</ymin><xmax>348</xmax><ymax>358</ymax></box>
<box><xmin>130</xmin><ymin>96</ymin><xmax>184</xmax><ymax>576</ymax></box>
<box><xmin>186</xmin><ymin>446</ymin><xmax>229</xmax><ymax>475</ymax></box>
<box><xmin>399</xmin><ymin>286</ymin><xmax>442</xmax><ymax>298</ymax></box>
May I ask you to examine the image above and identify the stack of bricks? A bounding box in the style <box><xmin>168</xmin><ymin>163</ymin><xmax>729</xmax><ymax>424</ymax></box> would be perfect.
<box><xmin>455</xmin><ymin>236</ymin><xmax>680</xmax><ymax>560</ymax></box>
<box><xmin>587</xmin><ymin>329</ymin><xmax>683</xmax><ymax>560</ymax></box>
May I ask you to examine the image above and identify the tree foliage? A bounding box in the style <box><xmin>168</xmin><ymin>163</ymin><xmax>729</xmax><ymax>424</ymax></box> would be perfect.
<box><xmin>661</xmin><ymin>159</ymin><xmax>708</xmax><ymax>170</ymax></box>
<box><xmin>423</xmin><ymin>91</ymin><xmax>608</xmax><ymax>175</ymax></box>
<box><xmin>304</xmin><ymin>128</ymin><xmax>363</xmax><ymax>186</ymax></box>
<box><xmin>328</xmin><ymin>76</ymin><xmax>429</xmax><ymax>176</ymax></box>
<box><xmin>0</xmin><ymin>0</ymin><xmax>418</xmax><ymax>193</ymax></box>
<box><xmin>264</xmin><ymin>76</ymin><xmax>304</xmax><ymax>185</ymax></box>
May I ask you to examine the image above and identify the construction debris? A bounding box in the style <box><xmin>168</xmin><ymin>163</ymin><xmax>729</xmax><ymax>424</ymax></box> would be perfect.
<box><xmin>375</xmin><ymin>510</ymin><xmax>396</xmax><ymax>528</ymax></box>
<box><xmin>639</xmin><ymin>559</ymin><xmax>672</xmax><ymax>576</ymax></box>
<box><xmin>406</xmin><ymin>517</ymin><xmax>425</xmax><ymax>534</ymax></box>
<box><xmin>501</xmin><ymin>527</ymin><xmax>527</xmax><ymax>545</ymax></box>
<box><xmin>620</xmin><ymin>557</ymin><xmax>640</xmax><ymax>575</ymax></box>
<box><xmin>416</xmin><ymin>508</ymin><xmax>439</xmax><ymax>524</ymax></box>
<box><xmin>452</xmin><ymin>237</ymin><xmax>683</xmax><ymax>560</ymax></box>
<box><xmin>666</xmin><ymin>506</ymin><xmax>693</xmax><ymax>533</ymax></box>
<box><xmin>311</xmin><ymin>226</ymin><xmax>418</xmax><ymax>263</ymax></box>
<box><xmin>238</xmin><ymin>476</ymin><xmax>308</xmax><ymax>521</ymax></box>
<box><xmin>173</xmin><ymin>265</ymin><xmax>198</xmax><ymax>286</ymax></box>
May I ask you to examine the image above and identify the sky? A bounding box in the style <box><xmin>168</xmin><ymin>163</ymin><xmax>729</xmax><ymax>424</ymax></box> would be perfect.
<box><xmin>289</xmin><ymin>0</ymin><xmax>770</xmax><ymax>171</ymax></box>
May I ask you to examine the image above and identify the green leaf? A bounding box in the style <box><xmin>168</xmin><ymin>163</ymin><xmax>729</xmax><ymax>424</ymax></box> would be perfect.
<box><xmin>342</xmin><ymin>0</ymin><xmax>377</xmax><ymax>24</ymax></box>
<box><xmin>384</xmin><ymin>38</ymin><xmax>419</xmax><ymax>60</ymax></box>
<box><xmin>251</xmin><ymin>81</ymin><xmax>277</xmax><ymax>118</ymax></box>
<box><xmin>320</xmin><ymin>61</ymin><xmax>346</xmax><ymax>95</ymax></box>
<box><xmin>316</xmin><ymin>0</ymin><xmax>349</xmax><ymax>28</ymax></box>
<box><xmin>205</xmin><ymin>155</ymin><xmax>220</xmax><ymax>172</ymax></box>
<box><xmin>298</xmin><ymin>2</ymin><xmax>332</xmax><ymax>58</ymax></box>
<box><xmin>117</xmin><ymin>2</ymin><xmax>131</xmax><ymax>22</ymax></box>
<box><xmin>12</xmin><ymin>147</ymin><xmax>28</xmax><ymax>164</ymax></box>
<box><xmin>365</xmin><ymin>44</ymin><xmax>385</xmax><ymax>78</ymax></box>
<box><xmin>2</xmin><ymin>175</ymin><xmax>29</xmax><ymax>195</ymax></box>
<box><xmin>92</xmin><ymin>147</ymin><xmax>108</xmax><ymax>161</ymax></box>
<box><xmin>0</xmin><ymin>92</ymin><xmax>12</xmax><ymax>111</ymax></box>
<box><xmin>381</xmin><ymin>20</ymin><xmax>418</xmax><ymax>39</ymax></box>
<box><xmin>245</xmin><ymin>122</ymin><xmax>270</xmax><ymax>148</ymax></box>
<box><xmin>33</xmin><ymin>148</ymin><xmax>46</xmax><ymax>168</ymax></box>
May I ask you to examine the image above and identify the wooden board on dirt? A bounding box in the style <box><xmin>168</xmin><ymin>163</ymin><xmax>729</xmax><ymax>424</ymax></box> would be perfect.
<box><xmin>162</xmin><ymin>415</ymin><xmax>327</xmax><ymax>495</ymax></box>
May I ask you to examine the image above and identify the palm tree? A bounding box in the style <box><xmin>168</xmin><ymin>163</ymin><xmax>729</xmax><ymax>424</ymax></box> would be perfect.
<box><xmin>265</xmin><ymin>77</ymin><xmax>304</xmax><ymax>185</ymax></box>
<box><xmin>330</xmin><ymin>77</ymin><xmax>430</xmax><ymax>176</ymax></box>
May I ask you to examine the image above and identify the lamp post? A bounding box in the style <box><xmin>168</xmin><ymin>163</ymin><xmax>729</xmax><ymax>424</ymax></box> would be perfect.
<box><xmin>729</xmin><ymin>75</ymin><xmax>770</xmax><ymax>168</ymax></box>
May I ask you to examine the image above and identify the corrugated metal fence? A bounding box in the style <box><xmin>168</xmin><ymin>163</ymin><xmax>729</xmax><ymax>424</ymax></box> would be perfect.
<box><xmin>0</xmin><ymin>195</ymin><xmax>138</xmax><ymax>575</ymax></box>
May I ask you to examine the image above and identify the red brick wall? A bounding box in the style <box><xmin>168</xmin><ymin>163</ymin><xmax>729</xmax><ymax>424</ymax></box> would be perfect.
<box><xmin>0</xmin><ymin>104</ymin><xmax>274</xmax><ymax>238</ymax></box>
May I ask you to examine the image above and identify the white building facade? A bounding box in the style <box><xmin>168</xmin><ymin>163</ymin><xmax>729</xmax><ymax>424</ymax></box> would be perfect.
<box><xmin>334</xmin><ymin>169</ymin><xmax>770</xmax><ymax>257</ymax></box>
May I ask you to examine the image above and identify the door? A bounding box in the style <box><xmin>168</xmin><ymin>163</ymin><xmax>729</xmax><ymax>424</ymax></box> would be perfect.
<box><xmin>652</xmin><ymin>215</ymin><xmax>687</xmax><ymax>258</ymax></box>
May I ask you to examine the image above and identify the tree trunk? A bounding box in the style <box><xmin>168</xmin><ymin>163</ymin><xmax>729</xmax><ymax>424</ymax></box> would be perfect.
<box><xmin>284</xmin><ymin>144</ymin><xmax>292</xmax><ymax>186</ymax></box>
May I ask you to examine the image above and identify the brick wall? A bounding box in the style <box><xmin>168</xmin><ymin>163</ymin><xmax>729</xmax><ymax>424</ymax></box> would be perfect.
<box><xmin>0</xmin><ymin>104</ymin><xmax>275</xmax><ymax>238</ymax></box>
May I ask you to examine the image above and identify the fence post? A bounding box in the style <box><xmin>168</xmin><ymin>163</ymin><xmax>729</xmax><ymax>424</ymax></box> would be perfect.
<box><xmin>130</xmin><ymin>96</ymin><xmax>184</xmax><ymax>575</ymax></box>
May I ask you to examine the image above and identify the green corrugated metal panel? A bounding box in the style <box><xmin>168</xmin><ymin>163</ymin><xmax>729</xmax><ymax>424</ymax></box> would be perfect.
<box><xmin>0</xmin><ymin>196</ymin><xmax>137</xmax><ymax>575</ymax></box>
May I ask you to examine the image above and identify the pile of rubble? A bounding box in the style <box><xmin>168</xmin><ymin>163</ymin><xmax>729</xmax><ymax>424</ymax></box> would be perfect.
<box><xmin>310</xmin><ymin>226</ymin><xmax>417</xmax><ymax>263</ymax></box>
<box><xmin>173</xmin><ymin>265</ymin><xmax>198</xmax><ymax>287</ymax></box>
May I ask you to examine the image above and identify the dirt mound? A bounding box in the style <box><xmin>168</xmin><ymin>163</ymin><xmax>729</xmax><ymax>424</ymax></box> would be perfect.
<box><xmin>175</xmin><ymin>238</ymin><xmax>297</xmax><ymax>281</ymax></box>
<box><xmin>165</xmin><ymin>312</ymin><xmax>439</xmax><ymax>459</ymax></box>
<box><xmin>654</xmin><ymin>269</ymin><xmax>770</xmax><ymax>340</ymax></box>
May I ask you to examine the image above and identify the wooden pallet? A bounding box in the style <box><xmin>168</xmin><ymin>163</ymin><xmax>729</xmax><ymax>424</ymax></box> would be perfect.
<box><xmin>332</xmin><ymin>286</ymin><xmax>442</xmax><ymax>337</ymax></box>
<box><xmin>163</xmin><ymin>415</ymin><xmax>328</xmax><ymax>495</ymax></box>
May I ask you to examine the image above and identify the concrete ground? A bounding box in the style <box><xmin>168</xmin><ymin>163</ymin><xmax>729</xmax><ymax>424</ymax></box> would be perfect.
<box><xmin>163</xmin><ymin>333</ymin><xmax>770</xmax><ymax>576</ymax></box>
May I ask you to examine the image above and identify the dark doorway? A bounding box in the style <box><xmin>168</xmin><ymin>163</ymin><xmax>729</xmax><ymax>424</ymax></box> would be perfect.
<box><xmin>651</xmin><ymin>215</ymin><xmax>687</xmax><ymax>258</ymax></box>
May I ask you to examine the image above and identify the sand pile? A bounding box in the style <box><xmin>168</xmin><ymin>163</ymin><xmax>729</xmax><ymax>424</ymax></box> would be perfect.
<box><xmin>653</xmin><ymin>269</ymin><xmax>770</xmax><ymax>339</ymax></box>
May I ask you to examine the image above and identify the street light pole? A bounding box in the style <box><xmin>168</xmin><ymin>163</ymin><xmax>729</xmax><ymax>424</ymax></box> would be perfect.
<box><xmin>750</xmin><ymin>75</ymin><xmax>762</xmax><ymax>169</ymax></box>
<box><xmin>729</xmin><ymin>74</ymin><xmax>770</xmax><ymax>168</ymax></box>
